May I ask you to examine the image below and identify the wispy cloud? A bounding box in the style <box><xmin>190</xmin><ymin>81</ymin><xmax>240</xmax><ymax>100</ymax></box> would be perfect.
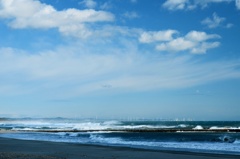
<box><xmin>162</xmin><ymin>0</ymin><xmax>189</xmax><ymax>10</ymax></box>
<box><xmin>100</xmin><ymin>1</ymin><xmax>112</xmax><ymax>10</ymax></box>
<box><xmin>123</xmin><ymin>11</ymin><xmax>139</xmax><ymax>19</ymax></box>
<box><xmin>79</xmin><ymin>0</ymin><xmax>97</xmax><ymax>9</ymax></box>
<box><xmin>236</xmin><ymin>0</ymin><xmax>240</xmax><ymax>9</ymax></box>
<box><xmin>0</xmin><ymin>42</ymin><xmax>239</xmax><ymax>99</ymax></box>
<box><xmin>194</xmin><ymin>0</ymin><xmax>233</xmax><ymax>8</ymax></box>
<box><xmin>162</xmin><ymin>0</ymin><xmax>234</xmax><ymax>10</ymax></box>
<box><xmin>201</xmin><ymin>12</ymin><xmax>233</xmax><ymax>29</ymax></box>
<box><xmin>139</xmin><ymin>30</ymin><xmax>178</xmax><ymax>43</ymax></box>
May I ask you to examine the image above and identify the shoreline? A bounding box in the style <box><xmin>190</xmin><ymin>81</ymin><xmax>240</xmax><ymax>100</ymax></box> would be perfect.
<box><xmin>0</xmin><ymin>137</ymin><xmax>240</xmax><ymax>159</ymax></box>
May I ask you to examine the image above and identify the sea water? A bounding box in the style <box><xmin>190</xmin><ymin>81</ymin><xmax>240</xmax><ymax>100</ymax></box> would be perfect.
<box><xmin>0</xmin><ymin>118</ymin><xmax>240</xmax><ymax>155</ymax></box>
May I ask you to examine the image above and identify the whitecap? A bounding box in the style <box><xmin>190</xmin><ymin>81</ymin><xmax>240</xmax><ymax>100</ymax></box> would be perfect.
<box><xmin>193</xmin><ymin>125</ymin><xmax>204</xmax><ymax>130</ymax></box>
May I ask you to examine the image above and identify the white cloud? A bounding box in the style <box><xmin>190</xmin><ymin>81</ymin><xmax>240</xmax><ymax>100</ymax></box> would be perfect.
<box><xmin>162</xmin><ymin>0</ymin><xmax>233</xmax><ymax>10</ymax></box>
<box><xmin>190</xmin><ymin>42</ymin><xmax>220</xmax><ymax>54</ymax></box>
<box><xmin>0</xmin><ymin>0</ymin><xmax>114</xmax><ymax>38</ymax></box>
<box><xmin>201</xmin><ymin>12</ymin><xmax>226</xmax><ymax>28</ymax></box>
<box><xmin>0</xmin><ymin>45</ymin><xmax>239</xmax><ymax>98</ymax></box>
<box><xmin>156</xmin><ymin>38</ymin><xmax>196</xmax><ymax>52</ymax></box>
<box><xmin>157</xmin><ymin>39</ymin><xmax>220</xmax><ymax>54</ymax></box>
<box><xmin>195</xmin><ymin>0</ymin><xmax>233</xmax><ymax>8</ymax></box>
<box><xmin>59</xmin><ymin>24</ymin><xmax>93</xmax><ymax>39</ymax></box>
<box><xmin>162</xmin><ymin>0</ymin><xmax>189</xmax><ymax>10</ymax></box>
<box><xmin>100</xmin><ymin>2</ymin><xmax>112</xmax><ymax>10</ymax></box>
<box><xmin>139</xmin><ymin>30</ymin><xmax>178</xmax><ymax>43</ymax></box>
<box><xmin>185</xmin><ymin>30</ymin><xmax>221</xmax><ymax>41</ymax></box>
<box><xmin>236</xmin><ymin>0</ymin><xmax>240</xmax><ymax>9</ymax></box>
<box><xmin>140</xmin><ymin>30</ymin><xmax>220</xmax><ymax>54</ymax></box>
<box><xmin>79</xmin><ymin>0</ymin><xmax>97</xmax><ymax>9</ymax></box>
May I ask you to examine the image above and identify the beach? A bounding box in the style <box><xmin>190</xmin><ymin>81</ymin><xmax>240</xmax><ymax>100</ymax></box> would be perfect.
<box><xmin>0</xmin><ymin>137</ymin><xmax>239</xmax><ymax>159</ymax></box>
<box><xmin>0</xmin><ymin>119</ymin><xmax>240</xmax><ymax>158</ymax></box>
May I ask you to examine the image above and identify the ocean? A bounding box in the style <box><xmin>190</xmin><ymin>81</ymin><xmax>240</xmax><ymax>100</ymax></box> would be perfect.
<box><xmin>0</xmin><ymin>118</ymin><xmax>240</xmax><ymax>155</ymax></box>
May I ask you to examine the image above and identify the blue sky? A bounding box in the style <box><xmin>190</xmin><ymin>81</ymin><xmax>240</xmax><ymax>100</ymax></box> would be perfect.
<box><xmin>0</xmin><ymin>0</ymin><xmax>240</xmax><ymax>120</ymax></box>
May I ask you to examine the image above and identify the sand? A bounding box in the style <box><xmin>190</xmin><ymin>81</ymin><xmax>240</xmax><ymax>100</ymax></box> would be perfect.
<box><xmin>0</xmin><ymin>137</ymin><xmax>239</xmax><ymax>159</ymax></box>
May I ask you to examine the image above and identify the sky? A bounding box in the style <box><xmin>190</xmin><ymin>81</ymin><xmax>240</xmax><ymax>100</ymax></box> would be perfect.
<box><xmin>0</xmin><ymin>0</ymin><xmax>240</xmax><ymax>120</ymax></box>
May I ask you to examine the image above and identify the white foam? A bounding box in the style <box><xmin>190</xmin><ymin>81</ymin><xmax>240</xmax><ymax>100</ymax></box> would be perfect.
<box><xmin>178</xmin><ymin>124</ymin><xmax>188</xmax><ymax>128</ymax></box>
<box><xmin>12</xmin><ymin>128</ymin><xmax>36</xmax><ymax>131</ymax></box>
<box><xmin>56</xmin><ymin>132</ymin><xmax>68</xmax><ymax>136</ymax></box>
<box><xmin>102</xmin><ymin>120</ymin><xmax>122</xmax><ymax>126</ymax></box>
<box><xmin>234</xmin><ymin>139</ymin><xmax>240</xmax><ymax>144</ymax></box>
<box><xmin>193</xmin><ymin>125</ymin><xmax>203</xmax><ymax>130</ymax></box>
<box><xmin>229</xmin><ymin>127</ymin><xmax>240</xmax><ymax>130</ymax></box>
<box><xmin>90</xmin><ymin>134</ymin><xmax>123</xmax><ymax>144</ymax></box>
<box><xmin>210</xmin><ymin>126</ymin><xmax>240</xmax><ymax>130</ymax></box>
<box><xmin>210</xmin><ymin>126</ymin><xmax>228</xmax><ymax>130</ymax></box>
<box><xmin>1</xmin><ymin>119</ymin><xmax>194</xmax><ymax>131</ymax></box>
<box><xmin>0</xmin><ymin>119</ymin><xmax>124</xmax><ymax>131</ymax></box>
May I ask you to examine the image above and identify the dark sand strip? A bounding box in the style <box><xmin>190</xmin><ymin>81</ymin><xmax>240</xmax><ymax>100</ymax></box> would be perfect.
<box><xmin>0</xmin><ymin>137</ymin><xmax>239</xmax><ymax>159</ymax></box>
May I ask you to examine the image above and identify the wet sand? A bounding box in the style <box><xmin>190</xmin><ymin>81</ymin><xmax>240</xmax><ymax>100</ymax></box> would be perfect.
<box><xmin>0</xmin><ymin>137</ymin><xmax>239</xmax><ymax>159</ymax></box>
